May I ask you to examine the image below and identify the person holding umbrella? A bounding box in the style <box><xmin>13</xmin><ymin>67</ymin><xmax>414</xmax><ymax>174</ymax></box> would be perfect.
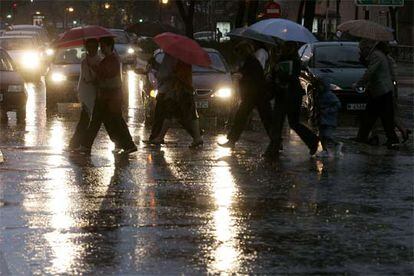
<box><xmin>219</xmin><ymin>40</ymin><xmax>273</xmax><ymax>148</ymax></box>
<box><xmin>144</xmin><ymin>32</ymin><xmax>209</xmax><ymax>148</ymax></box>
<box><xmin>264</xmin><ymin>41</ymin><xmax>319</xmax><ymax>159</ymax></box>
<box><xmin>68</xmin><ymin>38</ymin><xmax>101</xmax><ymax>151</ymax></box>
<box><xmin>79</xmin><ymin>36</ymin><xmax>137</xmax><ymax>155</ymax></box>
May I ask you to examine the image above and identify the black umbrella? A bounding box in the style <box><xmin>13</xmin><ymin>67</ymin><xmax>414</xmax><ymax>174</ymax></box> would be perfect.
<box><xmin>227</xmin><ymin>27</ymin><xmax>279</xmax><ymax>45</ymax></box>
<box><xmin>125</xmin><ymin>22</ymin><xmax>182</xmax><ymax>37</ymax></box>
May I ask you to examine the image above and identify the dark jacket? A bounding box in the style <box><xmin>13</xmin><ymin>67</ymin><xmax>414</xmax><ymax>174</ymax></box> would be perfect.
<box><xmin>239</xmin><ymin>54</ymin><xmax>266</xmax><ymax>99</ymax></box>
<box><xmin>273</xmin><ymin>54</ymin><xmax>304</xmax><ymax>98</ymax></box>
<box><xmin>318</xmin><ymin>79</ymin><xmax>341</xmax><ymax>127</ymax></box>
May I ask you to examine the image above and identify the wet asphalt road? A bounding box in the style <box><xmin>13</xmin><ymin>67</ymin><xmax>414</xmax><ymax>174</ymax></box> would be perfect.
<box><xmin>0</xmin><ymin>74</ymin><xmax>413</xmax><ymax>275</ymax></box>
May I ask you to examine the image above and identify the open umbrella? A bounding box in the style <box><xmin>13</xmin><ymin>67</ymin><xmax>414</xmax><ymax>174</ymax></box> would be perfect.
<box><xmin>153</xmin><ymin>32</ymin><xmax>211</xmax><ymax>67</ymax></box>
<box><xmin>55</xmin><ymin>25</ymin><xmax>115</xmax><ymax>48</ymax></box>
<box><xmin>125</xmin><ymin>22</ymin><xmax>181</xmax><ymax>37</ymax></box>
<box><xmin>227</xmin><ymin>27</ymin><xmax>279</xmax><ymax>45</ymax></box>
<box><xmin>338</xmin><ymin>20</ymin><xmax>394</xmax><ymax>41</ymax></box>
<box><xmin>249</xmin><ymin>18</ymin><xmax>318</xmax><ymax>43</ymax></box>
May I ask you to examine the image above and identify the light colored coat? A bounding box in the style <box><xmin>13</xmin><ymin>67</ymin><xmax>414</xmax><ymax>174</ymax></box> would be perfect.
<box><xmin>357</xmin><ymin>49</ymin><xmax>394</xmax><ymax>99</ymax></box>
<box><xmin>77</xmin><ymin>55</ymin><xmax>101</xmax><ymax>116</ymax></box>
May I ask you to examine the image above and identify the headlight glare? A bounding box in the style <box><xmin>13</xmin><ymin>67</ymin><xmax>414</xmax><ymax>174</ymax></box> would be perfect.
<box><xmin>150</xmin><ymin>89</ymin><xmax>158</xmax><ymax>98</ymax></box>
<box><xmin>21</xmin><ymin>52</ymin><xmax>40</xmax><ymax>69</ymax></box>
<box><xmin>215</xmin><ymin>87</ymin><xmax>232</xmax><ymax>98</ymax></box>
<box><xmin>45</xmin><ymin>48</ymin><xmax>55</xmax><ymax>56</ymax></box>
<box><xmin>127</xmin><ymin>48</ymin><xmax>135</xmax><ymax>54</ymax></box>
<box><xmin>51</xmin><ymin>72</ymin><xmax>67</xmax><ymax>82</ymax></box>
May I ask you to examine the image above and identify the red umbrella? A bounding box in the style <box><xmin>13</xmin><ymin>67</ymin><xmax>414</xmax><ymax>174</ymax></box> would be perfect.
<box><xmin>55</xmin><ymin>25</ymin><xmax>115</xmax><ymax>48</ymax></box>
<box><xmin>153</xmin><ymin>32</ymin><xmax>211</xmax><ymax>67</ymax></box>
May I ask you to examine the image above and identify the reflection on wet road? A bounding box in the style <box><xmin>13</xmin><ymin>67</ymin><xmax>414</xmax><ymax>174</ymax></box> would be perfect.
<box><xmin>0</xmin><ymin>75</ymin><xmax>413</xmax><ymax>274</ymax></box>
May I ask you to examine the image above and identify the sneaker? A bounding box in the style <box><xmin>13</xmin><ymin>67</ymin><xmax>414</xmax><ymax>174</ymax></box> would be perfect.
<box><xmin>218</xmin><ymin>141</ymin><xmax>235</xmax><ymax>148</ymax></box>
<box><xmin>316</xmin><ymin>150</ymin><xmax>330</xmax><ymax>158</ymax></box>
<box><xmin>116</xmin><ymin>146</ymin><xmax>138</xmax><ymax>155</ymax></box>
<box><xmin>335</xmin><ymin>142</ymin><xmax>344</xmax><ymax>156</ymax></box>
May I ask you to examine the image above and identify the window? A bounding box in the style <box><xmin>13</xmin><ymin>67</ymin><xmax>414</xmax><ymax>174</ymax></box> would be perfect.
<box><xmin>0</xmin><ymin>37</ymin><xmax>34</xmax><ymax>50</ymax></box>
<box><xmin>314</xmin><ymin>45</ymin><xmax>363</xmax><ymax>68</ymax></box>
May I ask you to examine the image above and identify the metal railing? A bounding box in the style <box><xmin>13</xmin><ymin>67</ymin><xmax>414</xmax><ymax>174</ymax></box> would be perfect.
<box><xmin>390</xmin><ymin>45</ymin><xmax>414</xmax><ymax>63</ymax></box>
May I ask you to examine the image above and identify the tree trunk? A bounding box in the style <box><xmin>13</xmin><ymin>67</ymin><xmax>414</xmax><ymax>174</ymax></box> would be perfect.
<box><xmin>235</xmin><ymin>0</ymin><xmax>247</xmax><ymax>28</ymax></box>
<box><xmin>297</xmin><ymin>0</ymin><xmax>305</xmax><ymax>24</ymax></box>
<box><xmin>247</xmin><ymin>0</ymin><xmax>259</xmax><ymax>26</ymax></box>
<box><xmin>389</xmin><ymin>7</ymin><xmax>397</xmax><ymax>40</ymax></box>
<box><xmin>303</xmin><ymin>0</ymin><xmax>316</xmax><ymax>32</ymax></box>
<box><xmin>175</xmin><ymin>0</ymin><xmax>195</xmax><ymax>38</ymax></box>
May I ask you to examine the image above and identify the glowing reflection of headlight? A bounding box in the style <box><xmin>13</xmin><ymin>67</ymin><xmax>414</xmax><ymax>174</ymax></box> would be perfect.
<box><xmin>21</xmin><ymin>52</ymin><xmax>40</xmax><ymax>69</ymax></box>
<box><xmin>127</xmin><ymin>48</ymin><xmax>135</xmax><ymax>54</ymax></box>
<box><xmin>150</xmin><ymin>89</ymin><xmax>158</xmax><ymax>98</ymax></box>
<box><xmin>45</xmin><ymin>48</ymin><xmax>55</xmax><ymax>56</ymax></box>
<box><xmin>329</xmin><ymin>83</ymin><xmax>342</xmax><ymax>91</ymax></box>
<box><xmin>214</xmin><ymin>87</ymin><xmax>232</xmax><ymax>98</ymax></box>
<box><xmin>51</xmin><ymin>72</ymin><xmax>67</xmax><ymax>83</ymax></box>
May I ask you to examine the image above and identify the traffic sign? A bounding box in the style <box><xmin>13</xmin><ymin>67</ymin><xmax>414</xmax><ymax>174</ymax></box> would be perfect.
<box><xmin>264</xmin><ymin>1</ymin><xmax>281</xmax><ymax>18</ymax></box>
<box><xmin>355</xmin><ymin>0</ymin><xmax>404</xmax><ymax>6</ymax></box>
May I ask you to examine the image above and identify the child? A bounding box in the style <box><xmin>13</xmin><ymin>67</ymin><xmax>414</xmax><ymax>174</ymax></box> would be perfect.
<box><xmin>315</xmin><ymin>76</ymin><xmax>343</xmax><ymax>157</ymax></box>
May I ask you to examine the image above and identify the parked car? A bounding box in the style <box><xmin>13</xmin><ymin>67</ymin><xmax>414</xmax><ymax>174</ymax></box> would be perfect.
<box><xmin>141</xmin><ymin>48</ymin><xmax>237</xmax><ymax>127</ymax></box>
<box><xmin>110</xmin><ymin>28</ymin><xmax>140</xmax><ymax>69</ymax></box>
<box><xmin>0</xmin><ymin>48</ymin><xmax>27</xmax><ymax>122</ymax></box>
<box><xmin>0</xmin><ymin>36</ymin><xmax>44</xmax><ymax>81</ymax></box>
<box><xmin>298</xmin><ymin>41</ymin><xmax>367</xmax><ymax>114</ymax></box>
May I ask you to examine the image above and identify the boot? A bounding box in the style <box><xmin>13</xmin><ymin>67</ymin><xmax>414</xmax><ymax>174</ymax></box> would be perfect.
<box><xmin>189</xmin><ymin>119</ymin><xmax>203</xmax><ymax>149</ymax></box>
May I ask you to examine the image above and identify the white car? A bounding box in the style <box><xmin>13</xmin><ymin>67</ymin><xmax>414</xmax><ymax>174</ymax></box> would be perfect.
<box><xmin>0</xmin><ymin>36</ymin><xmax>44</xmax><ymax>81</ymax></box>
<box><xmin>6</xmin><ymin>25</ymin><xmax>49</xmax><ymax>45</ymax></box>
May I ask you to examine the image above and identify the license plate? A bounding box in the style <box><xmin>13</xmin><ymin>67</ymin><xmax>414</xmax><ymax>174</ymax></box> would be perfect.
<box><xmin>0</xmin><ymin>94</ymin><xmax>3</xmax><ymax>102</ymax></box>
<box><xmin>347</xmin><ymin>103</ymin><xmax>366</xmax><ymax>110</ymax></box>
<box><xmin>196</xmin><ymin>101</ymin><xmax>209</xmax><ymax>109</ymax></box>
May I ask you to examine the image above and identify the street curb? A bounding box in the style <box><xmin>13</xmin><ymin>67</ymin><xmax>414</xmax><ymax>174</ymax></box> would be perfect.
<box><xmin>0</xmin><ymin>150</ymin><xmax>4</xmax><ymax>164</ymax></box>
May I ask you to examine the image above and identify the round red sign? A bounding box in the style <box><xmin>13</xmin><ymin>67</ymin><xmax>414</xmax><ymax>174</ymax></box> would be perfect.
<box><xmin>264</xmin><ymin>1</ymin><xmax>281</xmax><ymax>18</ymax></box>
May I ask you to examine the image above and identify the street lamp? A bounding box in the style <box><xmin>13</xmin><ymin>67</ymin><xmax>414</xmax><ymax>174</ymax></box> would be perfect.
<box><xmin>64</xmin><ymin>7</ymin><xmax>74</xmax><ymax>29</ymax></box>
<box><xmin>104</xmin><ymin>3</ymin><xmax>110</xmax><ymax>9</ymax></box>
<box><xmin>68</xmin><ymin>7</ymin><xmax>74</xmax><ymax>13</ymax></box>
<box><xmin>159</xmin><ymin>0</ymin><xmax>169</xmax><ymax>22</ymax></box>
<box><xmin>161</xmin><ymin>0</ymin><xmax>169</xmax><ymax>4</ymax></box>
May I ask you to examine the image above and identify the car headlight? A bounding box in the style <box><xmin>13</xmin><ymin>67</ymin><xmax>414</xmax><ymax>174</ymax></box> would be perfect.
<box><xmin>127</xmin><ymin>48</ymin><xmax>135</xmax><ymax>54</ymax></box>
<box><xmin>45</xmin><ymin>48</ymin><xmax>55</xmax><ymax>56</ymax></box>
<box><xmin>150</xmin><ymin>89</ymin><xmax>158</xmax><ymax>98</ymax></box>
<box><xmin>8</xmin><ymin>84</ymin><xmax>24</xmax><ymax>92</ymax></box>
<box><xmin>329</xmin><ymin>83</ymin><xmax>342</xmax><ymax>91</ymax></box>
<box><xmin>214</xmin><ymin>87</ymin><xmax>232</xmax><ymax>98</ymax></box>
<box><xmin>20</xmin><ymin>52</ymin><xmax>40</xmax><ymax>69</ymax></box>
<box><xmin>51</xmin><ymin>72</ymin><xmax>67</xmax><ymax>83</ymax></box>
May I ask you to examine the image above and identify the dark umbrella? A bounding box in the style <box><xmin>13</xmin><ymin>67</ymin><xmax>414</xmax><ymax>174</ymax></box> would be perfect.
<box><xmin>125</xmin><ymin>22</ymin><xmax>181</xmax><ymax>37</ymax></box>
<box><xmin>227</xmin><ymin>27</ymin><xmax>279</xmax><ymax>45</ymax></box>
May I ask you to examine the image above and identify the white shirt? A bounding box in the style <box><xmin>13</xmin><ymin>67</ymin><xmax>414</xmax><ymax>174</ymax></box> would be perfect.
<box><xmin>254</xmin><ymin>48</ymin><xmax>269</xmax><ymax>70</ymax></box>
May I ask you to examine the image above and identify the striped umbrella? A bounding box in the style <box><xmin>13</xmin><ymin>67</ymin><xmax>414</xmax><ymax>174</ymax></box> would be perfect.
<box><xmin>338</xmin><ymin>20</ymin><xmax>394</xmax><ymax>41</ymax></box>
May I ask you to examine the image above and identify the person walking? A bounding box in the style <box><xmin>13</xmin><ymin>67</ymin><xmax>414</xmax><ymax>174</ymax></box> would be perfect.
<box><xmin>218</xmin><ymin>41</ymin><xmax>273</xmax><ymax>148</ymax></box>
<box><xmin>264</xmin><ymin>41</ymin><xmax>319</xmax><ymax>159</ymax></box>
<box><xmin>79</xmin><ymin>36</ymin><xmax>137</xmax><ymax>155</ymax></box>
<box><xmin>352</xmin><ymin>39</ymin><xmax>399</xmax><ymax>149</ymax></box>
<box><xmin>147</xmin><ymin>53</ymin><xmax>203</xmax><ymax>148</ymax></box>
<box><xmin>68</xmin><ymin>38</ymin><xmax>101</xmax><ymax>151</ymax></box>
<box><xmin>314</xmin><ymin>77</ymin><xmax>343</xmax><ymax>157</ymax></box>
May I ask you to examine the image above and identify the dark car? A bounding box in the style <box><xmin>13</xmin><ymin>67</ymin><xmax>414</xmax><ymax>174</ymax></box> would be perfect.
<box><xmin>298</xmin><ymin>41</ymin><xmax>367</xmax><ymax>113</ymax></box>
<box><xmin>0</xmin><ymin>48</ymin><xmax>27</xmax><ymax>122</ymax></box>
<box><xmin>141</xmin><ymin>48</ymin><xmax>237</xmax><ymax>127</ymax></box>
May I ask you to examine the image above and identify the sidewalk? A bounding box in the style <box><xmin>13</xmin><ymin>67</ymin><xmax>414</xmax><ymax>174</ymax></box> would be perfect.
<box><xmin>397</xmin><ymin>62</ymin><xmax>414</xmax><ymax>86</ymax></box>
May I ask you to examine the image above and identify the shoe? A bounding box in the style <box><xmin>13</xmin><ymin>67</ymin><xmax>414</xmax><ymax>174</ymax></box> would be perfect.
<box><xmin>402</xmin><ymin>129</ymin><xmax>412</xmax><ymax>143</ymax></box>
<box><xmin>116</xmin><ymin>146</ymin><xmax>138</xmax><ymax>155</ymax></box>
<box><xmin>386</xmin><ymin>142</ymin><xmax>399</xmax><ymax>150</ymax></box>
<box><xmin>309</xmin><ymin>140</ymin><xmax>319</xmax><ymax>156</ymax></box>
<box><xmin>111</xmin><ymin>146</ymin><xmax>122</xmax><ymax>153</ymax></box>
<box><xmin>218</xmin><ymin>141</ymin><xmax>235</xmax><ymax>148</ymax></box>
<box><xmin>143</xmin><ymin>139</ymin><xmax>164</xmax><ymax>145</ymax></box>
<box><xmin>189</xmin><ymin>140</ymin><xmax>203</xmax><ymax>149</ymax></box>
<box><xmin>316</xmin><ymin>150</ymin><xmax>330</xmax><ymax>158</ymax></box>
<box><xmin>335</xmin><ymin>142</ymin><xmax>344</xmax><ymax>156</ymax></box>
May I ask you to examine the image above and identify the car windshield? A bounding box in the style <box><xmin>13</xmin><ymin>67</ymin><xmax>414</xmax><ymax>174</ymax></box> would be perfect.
<box><xmin>314</xmin><ymin>45</ymin><xmax>364</xmax><ymax>68</ymax></box>
<box><xmin>54</xmin><ymin>47</ymin><xmax>85</xmax><ymax>64</ymax></box>
<box><xmin>0</xmin><ymin>51</ymin><xmax>14</xmax><ymax>71</ymax></box>
<box><xmin>155</xmin><ymin>52</ymin><xmax>227</xmax><ymax>73</ymax></box>
<box><xmin>0</xmin><ymin>37</ymin><xmax>34</xmax><ymax>50</ymax></box>
<box><xmin>112</xmin><ymin>31</ymin><xmax>129</xmax><ymax>44</ymax></box>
